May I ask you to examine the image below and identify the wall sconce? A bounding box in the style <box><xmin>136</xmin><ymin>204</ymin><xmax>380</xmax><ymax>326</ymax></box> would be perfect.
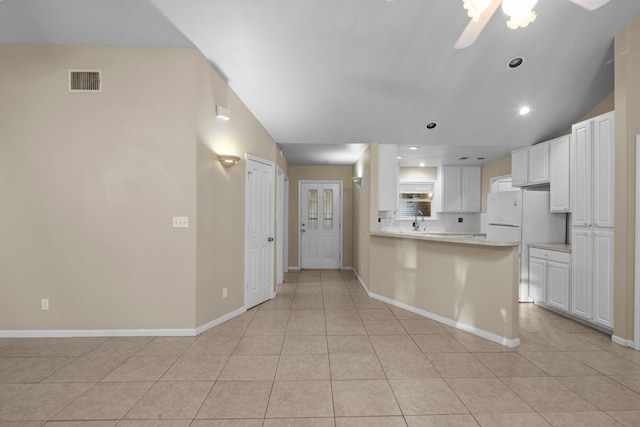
<box><xmin>216</xmin><ymin>106</ymin><xmax>231</xmax><ymax>121</ymax></box>
<box><xmin>218</xmin><ymin>154</ymin><xmax>241</xmax><ymax>168</ymax></box>
<box><xmin>352</xmin><ymin>177</ymin><xmax>362</xmax><ymax>185</ymax></box>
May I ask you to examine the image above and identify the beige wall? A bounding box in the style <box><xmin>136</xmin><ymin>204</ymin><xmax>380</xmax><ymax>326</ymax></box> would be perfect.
<box><xmin>353</xmin><ymin>146</ymin><xmax>373</xmax><ymax>283</ymax></box>
<box><xmin>287</xmin><ymin>165</ymin><xmax>354</xmax><ymax>269</ymax></box>
<box><xmin>399</xmin><ymin>167</ymin><xmax>437</xmax><ymax>182</ymax></box>
<box><xmin>0</xmin><ymin>44</ymin><xmax>282</xmax><ymax>331</ymax></box>
<box><xmin>194</xmin><ymin>51</ymin><xmax>282</xmax><ymax>327</ymax></box>
<box><xmin>480</xmin><ymin>157</ymin><xmax>511</xmax><ymax>213</ymax></box>
<box><xmin>614</xmin><ymin>16</ymin><xmax>640</xmax><ymax>341</ymax></box>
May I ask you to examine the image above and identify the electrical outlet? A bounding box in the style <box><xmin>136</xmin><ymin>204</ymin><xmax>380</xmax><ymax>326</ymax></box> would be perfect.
<box><xmin>172</xmin><ymin>216</ymin><xmax>189</xmax><ymax>228</ymax></box>
<box><xmin>223</xmin><ymin>287</ymin><xmax>228</xmax><ymax>298</ymax></box>
<box><xmin>41</xmin><ymin>298</ymin><xmax>49</xmax><ymax>311</ymax></box>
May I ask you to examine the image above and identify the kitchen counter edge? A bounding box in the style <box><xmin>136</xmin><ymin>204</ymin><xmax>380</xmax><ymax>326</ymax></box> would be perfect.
<box><xmin>528</xmin><ymin>243</ymin><xmax>572</xmax><ymax>253</ymax></box>
<box><xmin>371</xmin><ymin>231</ymin><xmax>519</xmax><ymax>247</ymax></box>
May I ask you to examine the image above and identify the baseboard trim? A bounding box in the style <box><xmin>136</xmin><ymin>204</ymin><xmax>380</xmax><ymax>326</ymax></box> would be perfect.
<box><xmin>352</xmin><ymin>270</ymin><xmax>369</xmax><ymax>293</ymax></box>
<box><xmin>340</xmin><ymin>266</ymin><xmax>353</xmax><ymax>271</ymax></box>
<box><xmin>612</xmin><ymin>335</ymin><xmax>636</xmax><ymax>349</ymax></box>
<box><xmin>0</xmin><ymin>307</ymin><xmax>247</xmax><ymax>338</ymax></box>
<box><xmin>288</xmin><ymin>266</ymin><xmax>300</xmax><ymax>271</ymax></box>
<box><xmin>194</xmin><ymin>306</ymin><xmax>246</xmax><ymax>336</ymax></box>
<box><xmin>368</xmin><ymin>291</ymin><xmax>520</xmax><ymax>349</ymax></box>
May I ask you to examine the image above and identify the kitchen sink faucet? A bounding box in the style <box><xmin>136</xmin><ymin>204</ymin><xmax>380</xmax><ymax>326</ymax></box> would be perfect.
<box><xmin>414</xmin><ymin>211</ymin><xmax>424</xmax><ymax>231</ymax></box>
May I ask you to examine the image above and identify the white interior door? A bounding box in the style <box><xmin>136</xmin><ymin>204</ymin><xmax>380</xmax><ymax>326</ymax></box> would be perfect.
<box><xmin>245</xmin><ymin>156</ymin><xmax>275</xmax><ymax>309</ymax></box>
<box><xmin>300</xmin><ymin>181</ymin><xmax>341</xmax><ymax>269</ymax></box>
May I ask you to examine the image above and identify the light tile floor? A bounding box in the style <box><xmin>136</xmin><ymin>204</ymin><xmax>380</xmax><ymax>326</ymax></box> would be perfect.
<box><xmin>1</xmin><ymin>269</ymin><xmax>640</xmax><ymax>426</ymax></box>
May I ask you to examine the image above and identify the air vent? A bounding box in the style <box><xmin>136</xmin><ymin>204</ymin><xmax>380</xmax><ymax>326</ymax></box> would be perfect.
<box><xmin>69</xmin><ymin>70</ymin><xmax>101</xmax><ymax>92</ymax></box>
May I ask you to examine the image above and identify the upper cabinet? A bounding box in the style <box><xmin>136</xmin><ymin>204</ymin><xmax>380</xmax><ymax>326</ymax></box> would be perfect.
<box><xmin>511</xmin><ymin>141</ymin><xmax>550</xmax><ymax>187</ymax></box>
<box><xmin>570</xmin><ymin>111</ymin><xmax>614</xmax><ymax>227</ymax></box>
<box><xmin>378</xmin><ymin>144</ymin><xmax>398</xmax><ymax>212</ymax></box>
<box><xmin>440</xmin><ymin>165</ymin><xmax>480</xmax><ymax>213</ymax></box>
<box><xmin>549</xmin><ymin>135</ymin><xmax>570</xmax><ymax>213</ymax></box>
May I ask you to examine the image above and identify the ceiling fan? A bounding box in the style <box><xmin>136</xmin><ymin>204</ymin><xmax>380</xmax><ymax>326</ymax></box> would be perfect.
<box><xmin>454</xmin><ymin>0</ymin><xmax>611</xmax><ymax>49</ymax></box>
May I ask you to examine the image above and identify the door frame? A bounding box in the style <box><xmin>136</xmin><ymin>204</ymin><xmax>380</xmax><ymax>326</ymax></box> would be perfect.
<box><xmin>244</xmin><ymin>154</ymin><xmax>276</xmax><ymax>308</ymax></box>
<box><xmin>276</xmin><ymin>167</ymin><xmax>289</xmax><ymax>285</ymax></box>
<box><xmin>298</xmin><ymin>180</ymin><xmax>343</xmax><ymax>269</ymax></box>
<box><xmin>635</xmin><ymin>134</ymin><xmax>640</xmax><ymax>350</ymax></box>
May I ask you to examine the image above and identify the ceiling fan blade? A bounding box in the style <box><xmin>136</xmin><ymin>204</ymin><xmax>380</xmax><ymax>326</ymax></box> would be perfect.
<box><xmin>454</xmin><ymin>0</ymin><xmax>502</xmax><ymax>50</ymax></box>
<box><xmin>565</xmin><ymin>0</ymin><xmax>611</xmax><ymax>11</ymax></box>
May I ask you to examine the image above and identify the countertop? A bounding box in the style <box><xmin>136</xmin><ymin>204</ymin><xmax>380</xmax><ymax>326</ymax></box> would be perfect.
<box><xmin>371</xmin><ymin>231</ymin><xmax>519</xmax><ymax>247</ymax></box>
<box><xmin>528</xmin><ymin>243</ymin><xmax>572</xmax><ymax>253</ymax></box>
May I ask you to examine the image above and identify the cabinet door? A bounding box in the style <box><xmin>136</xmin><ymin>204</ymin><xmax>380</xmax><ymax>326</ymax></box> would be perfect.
<box><xmin>593</xmin><ymin>230</ymin><xmax>614</xmax><ymax>328</ymax></box>
<box><xmin>593</xmin><ymin>112</ymin><xmax>615</xmax><ymax>227</ymax></box>
<box><xmin>461</xmin><ymin>167</ymin><xmax>481</xmax><ymax>212</ymax></box>
<box><xmin>547</xmin><ymin>260</ymin><xmax>570</xmax><ymax>312</ymax></box>
<box><xmin>511</xmin><ymin>149</ymin><xmax>528</xmax><ymax>187</ymax></box>
<box><xmin>571</xmin><ymin>229</ymin><xmax>592</xmax><ymax>320</ymax></box>
<box><xmin>529</xmin><ymin>257</ymin><xmax>547</xmax><ymax>303</ymax></box>
<box><xmin>528</xmin><ymin>141</ymin><xmax>550</xmax><ymax>184</ymax></box>
<box><xmin>441</xmin><ymin>166</ymin><xmax>462</xmax><ymax>212</ymax></box>
<box><xmin>571</xmin><ymin>120</ymin><xmax>592</xmax><ymax>226</ymax></box>
<box><xmin>550</xmin><ymin>136</ymin><xmax>570</xmax><ymax>212</ymax></box>
<box><xmin>378</xmin><ymin>144</ymin><xmax>398</xmax><ymax>212</ymax></box>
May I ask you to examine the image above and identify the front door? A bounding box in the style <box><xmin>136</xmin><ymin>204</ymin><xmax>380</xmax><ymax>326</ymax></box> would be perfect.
<box><xmin>245</xmin><ymin>156</ymin><xmax>275</xmax><ymax>309</ymax></box>
<box><xmin>300</xmin><ymin>181</ymin><xmax>341</xmax><ymax>269</ymax></box>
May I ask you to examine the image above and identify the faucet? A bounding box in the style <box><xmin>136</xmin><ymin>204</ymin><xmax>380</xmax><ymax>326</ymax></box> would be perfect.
<box><xmin>414</xmin><ymin>211</ymin><xmax>424</xmax><ymax>231</ymax></box>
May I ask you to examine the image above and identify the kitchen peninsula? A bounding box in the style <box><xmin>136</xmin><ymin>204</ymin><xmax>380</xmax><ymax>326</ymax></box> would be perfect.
<box><xmin>367</xmin><ymin>231</ymin><xmax>521</xmax><ymax>347</ymax></box>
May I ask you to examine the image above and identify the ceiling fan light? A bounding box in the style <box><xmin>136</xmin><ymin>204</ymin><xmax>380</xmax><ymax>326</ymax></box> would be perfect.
<box><xmin>462</xmin><ymin>0</ymin><xmax>491</xmax><ymax>22</ymax></box>
<box><xmin>502</xmin><ymin>0</ymin><xmax>538</xmax><ymax>29</ymax></box>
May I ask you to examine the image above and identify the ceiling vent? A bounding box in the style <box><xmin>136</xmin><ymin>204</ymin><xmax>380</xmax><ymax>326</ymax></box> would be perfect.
<box><xmin>69</xmin><ymin>70</ymin><xmax>102</xmax><ymax>92</ymax></box>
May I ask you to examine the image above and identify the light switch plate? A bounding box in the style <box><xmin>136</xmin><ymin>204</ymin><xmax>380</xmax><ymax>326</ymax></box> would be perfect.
<box><xmin>41</xmin><ymin>299</ymin><xmax>49</xmax><ymax>311</ymax></box>
<box><xmin>172</xmin><ymin>217</ymin><xmax>189</xmax><ymax>228</ymax></box>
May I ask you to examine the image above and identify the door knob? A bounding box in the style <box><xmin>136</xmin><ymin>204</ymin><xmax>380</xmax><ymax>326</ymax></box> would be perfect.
<box><xmin>268</xmin><ymin>237</ymin><xmax>274</xmax><ymax>242</ymax></box>
<box><xmin>300</xmin><ymin>229</ymin><xmax>306</xmax><ymax>233</ymax></box>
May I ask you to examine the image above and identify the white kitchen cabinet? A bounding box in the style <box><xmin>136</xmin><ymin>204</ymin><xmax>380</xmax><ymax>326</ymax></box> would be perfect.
<box><xmin>440</xmin><ymin>166</ymin><xmax>480</xmax><ymax>213</ymax></box>
<box><xmin>529</xmin><ymin>256</ymin><xmax>547</xmax><ymax>303</ymax></box>
<box><xmin>592</xmin><ymin>114</ymin><xmax>615</xmax><ymax>227</ymax></box>
<box><xmin>378</xmin><ymin>144</ymin><xmax>398</xmax><ymax>212</ymax></box>
<box><xmin>571</xmin><ymin>228</ymin><xmax>613</xmax><ymax>328</ymax></box>
<box><xmin>511</xmin><ymin>142</ymin><xmax>550</xmax><ymax>187</ymax></box>
<box><xmin>547</xmin><ymin>261</ymin><xmax>570</xmax><ymax>312</ymax></box>
<box><xmin>529</xmin><ymin>247</ymin><xmax>571</xmax><ymax>311</ymax></box>
<box><xmin>571</xmin><ymin>229</ymin><xmax>592</xmax><ymax>320</ymax></box>
<box><xmin>549</xmin><ymin>135</ymin><xmax>570</xmax><ymax>212</ymax></box>
<box><xmin>571</xmin><ymin>111</ymin><xmax>614</xmax><ymax>227</ymax></box>
<box><xmin>593</xmin><ymin>230</ymin><xmax>614</xmax><ymax>328</ymax></box>
<box><xmin>511</xmin><ymin>148</ymin><xmax>528</xmax><ymax>187</ymax></box>
<box><xmin>462</xmin><ymin>166</ymin><xmax>481</xmax><ymax>212</ymax></box>
<box><xmin>528</xmin><ymin>141</ymin><xmax>550</xmax><ymax>184</ymax></box>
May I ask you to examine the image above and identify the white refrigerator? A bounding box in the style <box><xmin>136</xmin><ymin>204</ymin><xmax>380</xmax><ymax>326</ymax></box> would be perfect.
<box><xmin>486</xmin><ymin>190</ymin><xmax>567</xmax><ymax>302</ymax></box>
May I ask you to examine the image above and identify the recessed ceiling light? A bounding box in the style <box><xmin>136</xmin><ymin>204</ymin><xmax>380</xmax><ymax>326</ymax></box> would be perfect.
<box><xmin>459</xmin><ymin>157</ymin><xmax>469</xmax><ymax>160</ymax></box>
<box><xmin>477</xmin><ymin>157</ymin><xmax>485</xmax><ymax>160</ymax></box>
<box><xmin>397</xmin><ymin>156</ymin><xmax>403</xmax><ymax>160</ymax></box>
<box><xmin>519</xmin><ymin>106</ymin><xmax>531</xmax><ymax>115</ymax></box>
<box><xmin>425</xmin><ymin>122</ymin><xmax>437</xmax><ymax>129</ymax></box>
<box><xmin>419</xmin><ymin>162</ymin><xmax>426</xmax><ymax>167</ymax></box>
<box><xmin>409</xmin><ymin>146</ymin><xmax>419</xmax><ymax>150</ymax></box>
<box><xmin>508</xmin><ymin>56</ymin><xmax>525</xmax><ymax>69</ymax></box>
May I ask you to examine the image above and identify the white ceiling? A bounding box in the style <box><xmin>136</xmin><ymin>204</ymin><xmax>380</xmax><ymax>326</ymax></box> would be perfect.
<box><xmin>2</xmin><ymin>0</ymin><xmax>640</xmax><ymax>167</ymax></box>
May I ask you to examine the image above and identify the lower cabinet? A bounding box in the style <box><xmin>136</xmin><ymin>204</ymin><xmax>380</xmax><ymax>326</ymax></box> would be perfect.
<box><xmin>571</xmin><ymin>228</ymin><xmax>614</xmax><ymax>329</ymax></box>
<box><xmin>529</xmin><ymin>248</ymin><xmax>570</xmax><ymax>312</ymax></box>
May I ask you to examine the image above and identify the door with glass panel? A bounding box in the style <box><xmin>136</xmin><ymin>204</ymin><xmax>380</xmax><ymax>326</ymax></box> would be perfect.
<box><xmin>300</xmin><ymin>181</ymin><xmax>341</xmax><ymax>269</ymax></box>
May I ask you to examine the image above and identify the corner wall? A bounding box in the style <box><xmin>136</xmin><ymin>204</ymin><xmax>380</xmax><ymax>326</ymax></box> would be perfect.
<box><xmin>614</xmin><ymin>16</ymin><xmax>640</xmax><ymax>342</ymax></box>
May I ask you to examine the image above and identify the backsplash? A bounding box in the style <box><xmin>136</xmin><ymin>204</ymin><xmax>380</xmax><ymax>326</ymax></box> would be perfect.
<box><xmin>379</xmin><ymin>213</ymin><xmax>482</xmax><ymax>233</ymax></box>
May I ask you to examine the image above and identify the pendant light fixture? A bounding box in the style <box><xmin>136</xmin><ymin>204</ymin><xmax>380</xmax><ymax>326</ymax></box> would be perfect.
<box><xmin>462</xmin><ymin>0</ymin><xmax>492</xmax><ymax>21</ymax></box>
<box><xmin>502</xmin><ymin>0</ymin><xmax>538</xmax><ymax>30</ymax></box>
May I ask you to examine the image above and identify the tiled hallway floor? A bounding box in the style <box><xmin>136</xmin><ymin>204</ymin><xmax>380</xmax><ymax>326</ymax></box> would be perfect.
<box><xmin>2</xmin><ymin>270</ymin><xmax>640</xmax><ymax>426</ymax></box>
